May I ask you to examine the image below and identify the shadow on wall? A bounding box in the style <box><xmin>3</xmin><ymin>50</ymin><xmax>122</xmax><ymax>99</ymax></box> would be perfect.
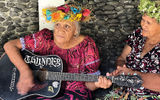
<box><xmin>100</xmin><ymin>61</ymin><xmax>116</xmax><ymax>75</ymax></box>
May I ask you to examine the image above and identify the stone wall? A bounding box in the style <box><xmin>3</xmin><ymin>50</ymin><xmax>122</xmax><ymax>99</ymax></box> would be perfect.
<box><xmin>77</xmin><ymin>0</ymin><xmax>141</xmax><ymax>74</ymax></box>
<box><xmin>0</xmin><ymin>0</ymin><xmax>39</xmax><ymax>55</ymax></box>
<box><xmin>0</xmin><ymin>0</ymin><xmax>141</xmax><ymax>73</ymax></box>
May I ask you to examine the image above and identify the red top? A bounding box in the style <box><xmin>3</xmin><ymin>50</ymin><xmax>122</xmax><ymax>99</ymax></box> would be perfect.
<box><xmin>20</xmin><ymin>28</ymin><xmax>100</xmax><ymax>93</ymax></box>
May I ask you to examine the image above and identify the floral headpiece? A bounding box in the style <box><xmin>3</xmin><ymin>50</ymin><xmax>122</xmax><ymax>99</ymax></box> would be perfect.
<box><xmin>138</xmin><ymin>0</ymin><xmax>160</xmax><ymax>22</ymax></box>
<box><xmin>42</xmin><ymin>4</ymin><xmax>91</xmax><ymax>22</ymax></box>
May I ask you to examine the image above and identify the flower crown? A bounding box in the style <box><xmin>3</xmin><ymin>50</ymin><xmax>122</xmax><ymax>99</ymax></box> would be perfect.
<box><xmin>138</xmin><ymin>0</ymin><xmax>160</xmax><ymax>22</ymax></box>
<box><xmin>42</xmin><ymin>4</ymin><xmax>91</xmax><ymax>22</ymax></box>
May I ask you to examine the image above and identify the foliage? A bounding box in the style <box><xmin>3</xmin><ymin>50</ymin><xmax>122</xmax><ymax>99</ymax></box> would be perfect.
<box><xmin>138</xmin><ymin>0</ymin><xmax>160</xmax><ymax>22</ymax></box>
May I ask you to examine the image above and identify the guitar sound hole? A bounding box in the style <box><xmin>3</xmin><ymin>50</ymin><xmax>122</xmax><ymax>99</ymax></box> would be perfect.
<box><xmin>34</xmin><ymin>69</ymin><xmax>46</xmax><ymax>83</ymax></box>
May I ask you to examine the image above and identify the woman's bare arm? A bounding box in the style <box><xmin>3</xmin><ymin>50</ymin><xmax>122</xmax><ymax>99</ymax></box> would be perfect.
<box><xmin>4</xmin><ymin>39</ymin><xmax>29</xmax><ymax>73</ymax></box>
<box><xmin>114</xmin><ymin>63</ymin><xmax>160</xmax><ymax>92</ymax></box>
<box><xmin>116</xmin><ymin>44</ymin><xmax>131</xmax><ymax>67</ymax></box>
<box><xmin>135</xmin><ymin>71</ymin><xmax>160</xmax><ymax>92</ymax></box>
<box><xmin>3</xmin><ymin>39</ymin><xmax>34</xmax><ymax>95</ymax></box>
<box><xmin>111</xmin><ymin>45</ymin><xmax>132</xmax><ymax>76</ymax></box>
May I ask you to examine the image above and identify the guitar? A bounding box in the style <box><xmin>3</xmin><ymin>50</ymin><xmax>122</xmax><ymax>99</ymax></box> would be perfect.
<box><xmin>0</xmin><ymin>49</ymin><xmax>143</xmax><ymax>100</ymax></box>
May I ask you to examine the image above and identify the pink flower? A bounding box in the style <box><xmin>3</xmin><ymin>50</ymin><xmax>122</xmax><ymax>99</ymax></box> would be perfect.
<box><xmin>57</xmin><ymin>4</ymin><xmax>70</xmax><ymax>13</ymax></box>
<box><xmin>82</xmin><ymin>9</ymin><xmax>91</xmax><ymax>16</ymax></box>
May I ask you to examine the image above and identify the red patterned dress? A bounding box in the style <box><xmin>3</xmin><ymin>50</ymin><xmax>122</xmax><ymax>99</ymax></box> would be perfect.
<box><xmin>20</xmin><ymin>28</ymin><xmax>100</xmax><ymax>100</ymax></box>
<box><xmin>126</xmin><ymin>28</ymin><xmax>160</xmax><ymax>97</ymax></box>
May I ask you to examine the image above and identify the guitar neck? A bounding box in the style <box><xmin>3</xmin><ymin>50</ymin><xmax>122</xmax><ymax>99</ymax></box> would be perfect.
<box><xmin>36</xmin><ymin>71</ymin><xmax>142</xmax><ymax>88</ymax></box>
<box><xmin>47</xmin><ymin>72</ymin><xmax>99</xmax><ymax>82</ymax></box>
<box><xmin>45</xmin><ymin>71</ymin><xmax>115</xmax><ymax>82</ymax></box>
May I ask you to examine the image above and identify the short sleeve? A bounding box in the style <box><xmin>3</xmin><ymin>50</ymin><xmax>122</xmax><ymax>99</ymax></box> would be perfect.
<box><xmin>83</xmin><ymin>37</ymin><xmax>100</xmax><ymax>74</ymax></box>
<box><xmin>126</xmin><ymin>28</ymin><xmax>142</xmax><ymax>47</ymax></box>
<box><xmin>20</xmin><ymin>28</ymin><xmax>53</xmax><ymax>54</ymax></box>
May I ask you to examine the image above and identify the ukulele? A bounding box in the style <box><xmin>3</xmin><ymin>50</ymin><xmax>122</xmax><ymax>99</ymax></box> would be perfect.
<box><xmin>0</xmin><ymin>49</ymin><xmax>143</xmax><ymax>100</ymax></box>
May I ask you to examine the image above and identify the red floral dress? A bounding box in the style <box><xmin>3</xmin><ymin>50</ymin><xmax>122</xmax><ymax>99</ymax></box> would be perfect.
<box><xmin>20</xmin><ymin>28</ymin><xmax>100</xmax><ymax>100</ymax></box>
<box><xmin>126</xmin><ymin>28</ymin><xmax>160</xmax><ymax>96</ymax></box>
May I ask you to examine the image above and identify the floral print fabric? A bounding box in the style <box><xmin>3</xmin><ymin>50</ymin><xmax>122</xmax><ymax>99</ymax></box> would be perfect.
<box><xmin>126</xmin><ymin>28</ymin><xmax>160</xmax><ymax>96</ymax></box>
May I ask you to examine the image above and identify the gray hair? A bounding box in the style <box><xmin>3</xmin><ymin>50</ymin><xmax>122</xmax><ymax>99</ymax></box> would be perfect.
<box><xmin>74</xmin><ymin>21</ymin><xmax>81</xmax><ymax>37</ymax></box>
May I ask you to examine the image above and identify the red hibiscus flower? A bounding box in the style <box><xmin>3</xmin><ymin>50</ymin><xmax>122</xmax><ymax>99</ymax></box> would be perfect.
<box><xmin>82</xmin><ymin>9</ymin><xmax>91</xmax><ymax>17</ymax></box>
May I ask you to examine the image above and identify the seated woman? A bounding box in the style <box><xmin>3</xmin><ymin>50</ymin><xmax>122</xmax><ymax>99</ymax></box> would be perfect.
<box><xmin>111</xmin><ymin>0</ymin><xmax>160</xmax><ymax>99</ymax></box>
<box><xmin>3</xmin><ymin>4</ymin><xmax>112</xmax><ymax>100</ymax></box>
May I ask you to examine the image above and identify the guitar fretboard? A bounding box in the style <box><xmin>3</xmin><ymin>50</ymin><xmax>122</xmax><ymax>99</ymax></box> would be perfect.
<box><xmin>35</xmin><ymin>71</ymin><xmax>142</xmax><ymax>89</ymax></box>
<box><xmin>47</xmin><ymin>72</ymin><xmax>99</xmax><ymax>82</ymax></box>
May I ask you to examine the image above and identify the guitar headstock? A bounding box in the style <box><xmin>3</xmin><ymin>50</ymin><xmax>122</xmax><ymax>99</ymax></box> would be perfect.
<box><xmin>109</xmin><ymin>74</ymin><xmax>143</xmax><ymax>88</ymax></box>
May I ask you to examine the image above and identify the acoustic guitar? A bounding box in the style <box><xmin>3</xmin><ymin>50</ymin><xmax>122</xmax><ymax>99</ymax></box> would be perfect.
<box><xmin>0</xmin><ymin>49</ymin><xmax>143</xmax><ymax>100</ymax></box>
